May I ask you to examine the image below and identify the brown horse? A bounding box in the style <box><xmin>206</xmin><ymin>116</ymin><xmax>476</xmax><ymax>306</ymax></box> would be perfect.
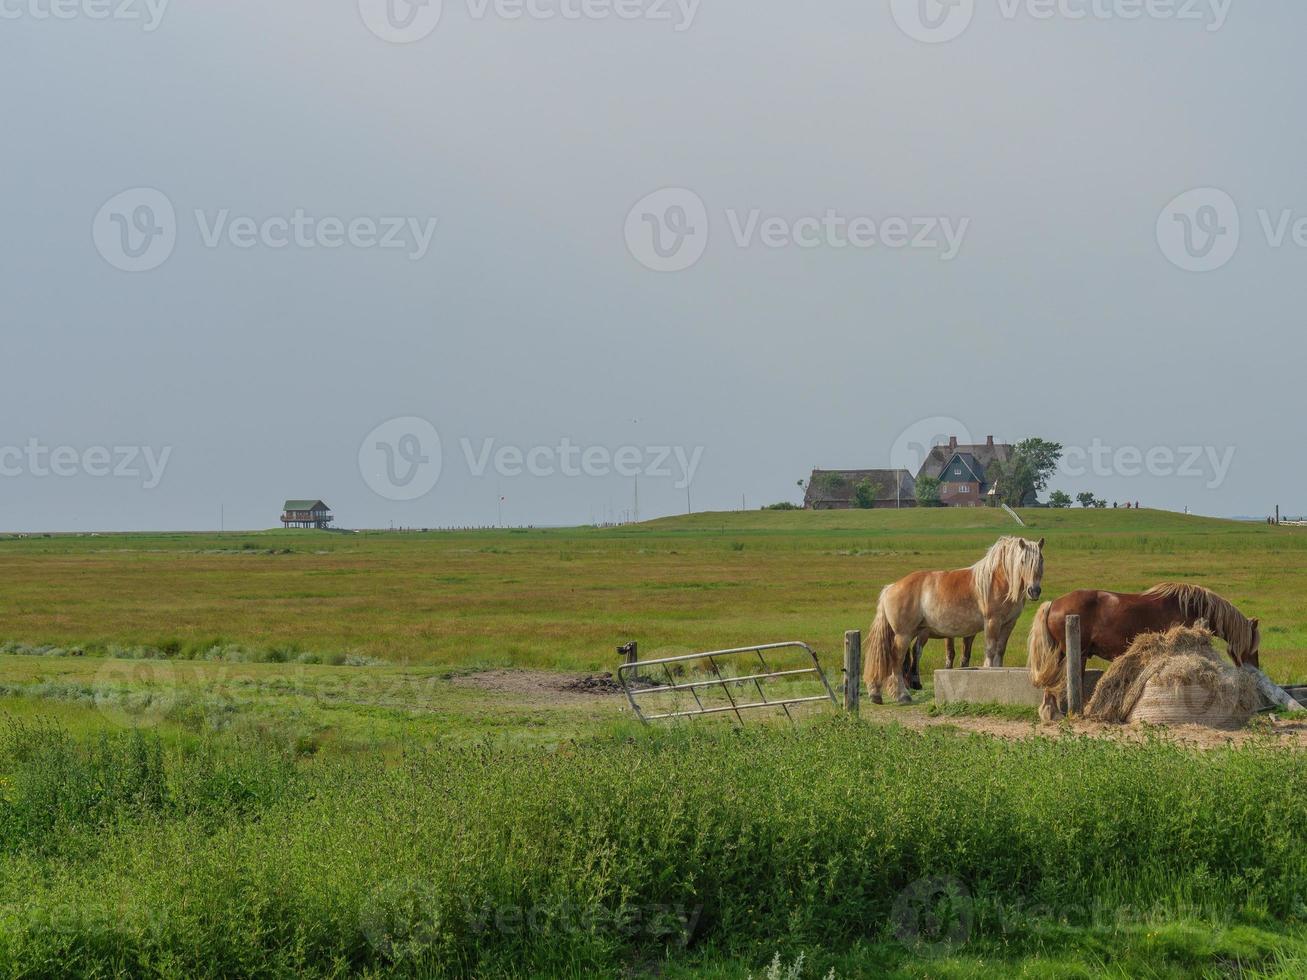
<box><xmin>1027</xmin><ymin>583</ymin><xmax>1261</xmax><ymax>720</ymax></box>
<box><xmin>902</xmin><ymin>635</ymin><xmax>976</xmax><ymax>690</ymax></box>
<box><xmin>865</xmin><ymin>536</ymin><xmax>1045</xmax><ymax>704</ymax></box>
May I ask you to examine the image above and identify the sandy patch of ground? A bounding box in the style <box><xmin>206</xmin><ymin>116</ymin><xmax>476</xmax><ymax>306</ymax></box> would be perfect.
<box><xmin>886</xmin><ymin>709</ymin><xmax>1307</xmax><ymax>750</ymax></box>
<box><xmin>448</xmin><ymin>669</ymin><xmax>1307</xmax><ymax>748</ymax></box>
<box><xmin>448</xmin><ymin>669</ymin><xmax>633</xmax><ymax>703</ymax></box>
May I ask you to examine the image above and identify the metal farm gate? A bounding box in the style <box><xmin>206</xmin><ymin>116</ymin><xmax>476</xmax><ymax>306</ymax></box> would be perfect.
<box><xmin>617</xmin><ymin>641</ymin><xmax>839</xmax><ymax>725</ymax></box>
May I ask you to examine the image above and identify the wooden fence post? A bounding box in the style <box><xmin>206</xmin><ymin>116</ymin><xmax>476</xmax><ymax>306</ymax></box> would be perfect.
<box><xmin>618</xmin><ymin>641</ymin><xmax>638</xmax><ymax>678</ymax></box>
<box><xmin>1065</xmin><ymin>614</ymin><xmax>1083</xmax><ymax>717</ymax></box>
<box><xmin>843</xmin><ymin>630</ymin><xmax>862</xmax><ymax>715</ymax></box>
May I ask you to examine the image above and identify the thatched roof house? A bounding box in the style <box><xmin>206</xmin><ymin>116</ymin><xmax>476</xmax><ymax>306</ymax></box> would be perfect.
<box><xmin>916</xmin><ymin>436</ymin><xmax>1011</xmax><ymax>482</ymax></box>
<box><xmin>803</xmin><ymin>469</ymin><xmax>916</xmax><ymax>510</ymax></box>
<box><xmin>804</xmin><ymin>435</ymin><xmax>1035</xmax><ymax>509</ymax></box>
<box><xmin>917</xmin><ymin>436</ymin><xmax>1035</xmax><ymax>507</ymax></box>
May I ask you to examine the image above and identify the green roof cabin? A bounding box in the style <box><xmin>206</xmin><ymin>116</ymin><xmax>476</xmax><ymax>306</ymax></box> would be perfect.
<box><xmin>281</xmin><ymin>500</ymin><xmax>333</xmax><ymax>529</ymax></box>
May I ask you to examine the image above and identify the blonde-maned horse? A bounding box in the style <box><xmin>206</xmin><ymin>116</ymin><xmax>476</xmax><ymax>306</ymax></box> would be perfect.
<box><xmin>864</xmin><ymin>536</ymin><xmax>1046</xmax><ymax>704</ymax></box>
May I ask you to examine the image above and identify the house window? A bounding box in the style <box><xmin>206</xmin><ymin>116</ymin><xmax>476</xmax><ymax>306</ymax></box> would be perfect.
<box><xmin>954</xmin><ymin>467</ymin><xmax>962</xmax><ymax>476</ymax></box>
<box><xmin>959</xmin><ymin>484</ymin><xmax>971</xmax><ymax>493</ymax></box>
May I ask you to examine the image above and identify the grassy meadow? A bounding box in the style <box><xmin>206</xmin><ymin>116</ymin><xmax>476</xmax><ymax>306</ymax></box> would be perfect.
<box><xmin>2</xmin><ymin>508</ymin><xmax>1307</xmax><ymax>977</ymax></box>
<box><xmin>2</xmin><ymin>507</ymin><xmax>1306</xmax><ymax>679</ymax></box>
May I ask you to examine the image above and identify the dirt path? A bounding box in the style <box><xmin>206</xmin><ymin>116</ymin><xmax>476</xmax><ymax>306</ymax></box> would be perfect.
<box><xmin>449</xmin><ymin>669</ymin><xmax>1307</xmax><ymax>749</ymax></box>
<box><xmin>871</xmin><ymin>707</ymin><xmax>1307</xmax><ymax>749</ymax></box>
<box><xmin>448</xmin><ymin>669</ymin><xmax>632</xmax><ymax>705</ymax></box>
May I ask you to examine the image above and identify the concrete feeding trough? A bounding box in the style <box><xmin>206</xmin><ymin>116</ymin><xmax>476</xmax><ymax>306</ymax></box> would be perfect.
<box><xmin>933</xmin><ymin>667</ymin><xmax>1103</xmax><ymax>708</ymax></box>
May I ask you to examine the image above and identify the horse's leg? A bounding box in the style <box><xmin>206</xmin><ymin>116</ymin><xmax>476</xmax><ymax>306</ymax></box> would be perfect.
<box><xmin>982</xmin><ymin>618</ymin><xmax>1002</xmax><ymax>669</ymax></box>
<box><xmin>945</xmin><ymin>637</ymin><xmax>956</xmax><ymax>670</ymax></box>
<box><xmin>1039</xmin><ymin>689</ymin><xmax>1063</xmax><ymax>722</ymax></box>
<box><xmin>911</xmin><ymin>638</ymin><xmax>924</xmax><ymax>690</ymax></box>
<box><xmin>992</xmin><ymin>619</ymin><xmax>1017</xmax><ymax>668</ymax></box>
<box><xmin>900</xmin><ymin>639</ymin><xmax>919</xmax><ymax>692</ymax></box>
<box><xmin>892</xmin><ymin>634</ymin><xmax>914</xmax><ymax>704</ymax></box>
<box><xmin>961</xmin><ymin>635</ymin><xmax>974</xmax><ymax>668</ymax></box>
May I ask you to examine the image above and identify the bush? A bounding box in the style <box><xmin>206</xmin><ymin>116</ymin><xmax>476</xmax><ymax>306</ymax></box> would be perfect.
<box><xmin>0</xmin><ymin>721</ymin><xmax>1303</xmax><ymax>976</ymax></box>
<box><xmin>0</xmin><ymin>720</ymin><xmax>300</xmax><ymax>858</ymax></box>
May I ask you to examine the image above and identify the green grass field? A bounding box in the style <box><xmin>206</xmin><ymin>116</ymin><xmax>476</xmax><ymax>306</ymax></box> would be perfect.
<box><xmin>2</xmin><ymin>508</ymin><xmax>1306</xmax><ymax>977</ymax></box>
<box><xmin>3</xmin><ymin>507</ymin><xmax>1305</xmax><ymax>679</ymax></box>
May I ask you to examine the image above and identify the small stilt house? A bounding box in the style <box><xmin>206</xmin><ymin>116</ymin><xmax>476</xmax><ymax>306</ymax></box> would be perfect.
<box><xmin>281</xmin><ymin>500</ymin><xmax>333</xmax><ymax>529</ymax></box>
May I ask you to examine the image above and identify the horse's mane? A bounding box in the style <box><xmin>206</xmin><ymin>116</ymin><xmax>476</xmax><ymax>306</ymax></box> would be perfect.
<box><xmin>1145</xmin><ymin>583</ymin><xmax>1254</xmax><ymax>655</ymax></box>
<box><xmin>971</xmin><ymin>536</ymin><xmax>1040</xmax><ymax>604</ymax></box>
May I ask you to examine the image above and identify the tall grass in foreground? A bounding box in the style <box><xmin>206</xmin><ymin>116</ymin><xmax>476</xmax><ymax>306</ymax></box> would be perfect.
<box><xmin>0</xmin><ymin>719</ymin><xmax>1304</xmax><ymax>976</ymax></box>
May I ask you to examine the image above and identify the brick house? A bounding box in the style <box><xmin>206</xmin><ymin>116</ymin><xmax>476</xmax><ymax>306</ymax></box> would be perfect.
<box><xmin>804</xmin><ymin>435</ymin><xmax>1033</xmax><ymax>510</ymax></box>
<box><xmin>916</xmin><ymin>436</ymin><xmax>1033</xmax><ymax>508</ymax></box>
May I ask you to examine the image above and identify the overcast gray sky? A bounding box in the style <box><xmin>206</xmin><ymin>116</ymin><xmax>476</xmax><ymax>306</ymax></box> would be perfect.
<box><xmin>1</xmin><ymin>1</ymin><xmax>1302</xmax><ymax>530</ymax></box>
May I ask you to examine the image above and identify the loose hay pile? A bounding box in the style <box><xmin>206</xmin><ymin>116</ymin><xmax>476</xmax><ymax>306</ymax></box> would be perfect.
<box><xmin>1085</xmin><ymin>625</ymin><xmax>1257</xmax><ymax>729</ymax></box>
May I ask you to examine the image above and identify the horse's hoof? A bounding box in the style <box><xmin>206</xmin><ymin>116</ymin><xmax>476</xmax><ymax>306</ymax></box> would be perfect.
<box><xmin>897</xmin><ymin>694</ymin><xmax>914</xmax><ymax>705</ymax></box>
<box><xmin>1039</xmin><ymin>704</ymin><xmax>1063</xmax><ymax>723</ymax></box>
<box><xmin>871</xmin><ymin>693</ymin><xmax>883</xmax><ymax>705</ymax></box>
<box><xmin>910</xmin><ymin>681</ymin><xmax>923</xmax><ymax>691</ymax></box>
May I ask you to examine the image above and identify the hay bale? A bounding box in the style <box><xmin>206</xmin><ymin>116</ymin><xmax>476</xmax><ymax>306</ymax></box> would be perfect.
<box><xmin>1084</xmin><ymin>625</ymin><xmax>1257</xmax><ymax>729</ymax></box>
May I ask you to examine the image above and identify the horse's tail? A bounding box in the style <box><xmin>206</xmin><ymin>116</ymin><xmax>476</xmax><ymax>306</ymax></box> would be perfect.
<box><xmin>1026</xmin><ymin>601</ymin><xmax>1064</xmax><ymax>690</ymax></box>
<box><xmin>863</xmin><ymin>587</ymin><xmax>898</xmax><ymax>689</ymax></box>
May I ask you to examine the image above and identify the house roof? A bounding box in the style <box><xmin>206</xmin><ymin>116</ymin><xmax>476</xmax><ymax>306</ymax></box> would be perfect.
<box><xmin>939</xmin><ymin>452</ymin><xmax>987</xmax><ymax>483</ymax></box>
<box><xmin>283</xmin><ymin>500</ymin><xmax>330</xmax><ymax>512</ymax></box>
<box><xmin>804</xmin><ymin>469</ymin><xmax>916</xmax><ymax>507</ymax></box>
<box><xmin>917</xmin><ymin>441</ymin><xmax>1013</xmax><ymax>481</ymax></box>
